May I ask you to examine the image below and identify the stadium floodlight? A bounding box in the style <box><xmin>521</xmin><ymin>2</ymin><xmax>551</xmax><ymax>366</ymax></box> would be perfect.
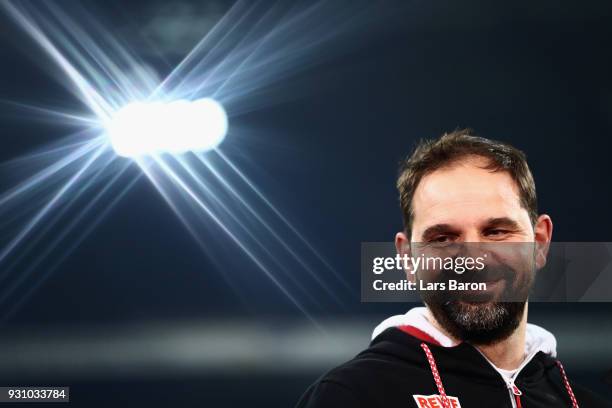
<box><xmin>0</xmin><ymin>0</ymin><xmax>355</xmax><ymax>322</ymax></box>
<box><xmin>105</xmin><ymin>98</ymin><xmax>228</xmax><ymax>158</ymax></box>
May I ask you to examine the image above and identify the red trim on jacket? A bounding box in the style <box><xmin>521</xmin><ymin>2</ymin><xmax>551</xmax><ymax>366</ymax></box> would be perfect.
<box><xmin>397</xmin><ymin>325</ymin><xmax>442</xmax><ymax>346</ymax></box>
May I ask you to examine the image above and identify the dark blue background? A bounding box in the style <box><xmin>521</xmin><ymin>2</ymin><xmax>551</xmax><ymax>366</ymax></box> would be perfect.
<box><xmin>0</xmin><ymin>0</ymin><xmax>611</xmax><ymax>406</ymax></box>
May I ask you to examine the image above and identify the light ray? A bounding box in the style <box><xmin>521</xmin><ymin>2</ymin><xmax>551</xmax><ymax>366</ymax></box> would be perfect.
<box><xmin>0</xmin><ymin>133</ymin><xmax>100</xmax><ymax>167</ymax></box>
<box><xmin>133</xmin><ymin>157</ymin><xmax>249</xmax><ymax>302</ymax></box>
<box><xmin>1</xmin><ymin>1</ymin><xmax>112</xmax><ymax>120</ymax></box>
<box><xmin>194</xmin><ymin>153</ymin><xmax>347</xmax><ymax>307</ymax></box>
<box><xmin>0</xmin><ymin>150</ymin><xmax>118</xmax><ymax>284</ymax></box>
<box><xmin>1</xmin><ymin>170</ymin><xmax>141</xmax><ymax>322</ymax></box>
<box><xmin>214</xmin><ymin>150</ymin><xmax>353</xmax><ymax>293</ymax></box>
<box><xmin>0</xmin><ymin>137</ymin><xmax>104</xmax><ymax>209</ymax></box>
<box><xmin>0</xmin><ymin>99</ymin><xmax>98</xmax><ymax>126</ymax></box>
<box><xmin>0</xmin><ymin>143</ymin><xmax>108</xmax><ymax>265</ymax></box>
<box><xmin>148</xmin><ymin>155</ymin><xmax>316</xmax><ymax>320</ymax></box>
<box><xmin>173</xmin><ymin>155</ymin><xmax>326</xmax><ymax>310</ymax></box>
<box><xmin>150</xmin><ymin>0</ymin><xmax>253</xmax><ymax>99</ymax></box>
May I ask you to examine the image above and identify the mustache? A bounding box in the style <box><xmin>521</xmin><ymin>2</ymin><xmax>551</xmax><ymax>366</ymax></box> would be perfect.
<box><xmin>419</xmin><ymin>263</ymin><xmax>532</xmax><ymax>304</ymax></box>
<box><xmin>435</xmin><ymin>264</ymin><xmax>515</xmax><ymax>284</ymax></box>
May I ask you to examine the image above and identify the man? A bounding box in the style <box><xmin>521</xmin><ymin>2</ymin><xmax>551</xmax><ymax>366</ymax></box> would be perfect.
<box><xmin>297</xmin><ymin>130</ymin><xmax>610</xmax><ymax>407</ymax></box>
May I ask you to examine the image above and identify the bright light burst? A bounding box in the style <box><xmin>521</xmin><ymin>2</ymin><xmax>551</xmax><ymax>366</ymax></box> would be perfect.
<box><xmin>0</xmin><ymin>0</ymin><xmax>375</xmax><ymax>323</ymax></box>
<box><xmin>106</xmin><ymin>98</ymin><xmax>228</xmax><ymax>157</ymax></box>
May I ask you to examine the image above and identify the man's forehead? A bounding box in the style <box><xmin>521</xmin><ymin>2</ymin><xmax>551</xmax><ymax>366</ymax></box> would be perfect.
<box><xmin>412</xmin><ymin>159</ymin><xmax>523</xmax><ymax>225</ymax></box>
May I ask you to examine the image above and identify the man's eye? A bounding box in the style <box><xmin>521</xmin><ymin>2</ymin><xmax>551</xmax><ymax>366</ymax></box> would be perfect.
<box><xmin>485</xmin><ymin>229</ymin><xmax>509</xmax><ymax>236</ymax></box>
<box><xmin>430</xmin><ymin>235</ymin><xmax>452</xmax><ymax>243</ymax></box>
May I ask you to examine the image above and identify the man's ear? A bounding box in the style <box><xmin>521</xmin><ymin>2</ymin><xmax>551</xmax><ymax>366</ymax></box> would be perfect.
<box><xmin>395</xmin><ymin>231</ymin><xmax>414</xmax><ymax>279</ymax></box>
<box><xmin>534</xmin><ymin>214</ymin><xmax>553</xmax><ymax>269</ymax></box>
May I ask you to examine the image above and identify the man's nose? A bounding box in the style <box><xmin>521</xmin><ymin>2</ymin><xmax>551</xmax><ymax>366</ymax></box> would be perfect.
<box><xmin>460</xmin><ymin>232</ymin><xmax>487</xmax><ymax>258</ymax></box>
<box><xmin>463</xmin><ymin>230</ymin><xmax>482</xmax><ymax>243</ymax></box>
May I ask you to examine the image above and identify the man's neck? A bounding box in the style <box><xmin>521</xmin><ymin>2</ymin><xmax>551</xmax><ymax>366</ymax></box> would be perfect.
<box><xmin>425</xmin><ymin>305</ymin><xmax>528</xmax><ymax>371</ymax></box>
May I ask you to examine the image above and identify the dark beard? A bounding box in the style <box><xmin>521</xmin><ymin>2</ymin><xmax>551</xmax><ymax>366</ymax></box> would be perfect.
<box><xmin>418</xmin><ymin>262</ymin><xmax>531</xmax><ymax>345</ymax></box>
<box><xmin>426</xmin><ymin>300</ymin><xmax>525</xmax><ymax>345</ymax></box>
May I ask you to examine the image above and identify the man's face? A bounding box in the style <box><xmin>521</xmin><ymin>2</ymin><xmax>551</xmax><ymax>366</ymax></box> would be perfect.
<box><xmin>411</xmin><ymin>155</ymin><xmax>534</xmax><ymax>243</ymax></box>
<box><xmin>398</xmin><ymin>155</ymin><xmax>552</xmax><ymax>344</ymax></box>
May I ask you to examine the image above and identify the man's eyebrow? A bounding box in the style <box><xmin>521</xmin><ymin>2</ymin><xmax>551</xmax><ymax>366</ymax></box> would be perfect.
<box><xmin>483</xmin><ymin>217</ymin><xmax>521</xmax><ymax>229</ymax></box>
<box><xmin>420</xmin><ymin>224</ymin><xmax>457</xmax><ymax>239</ymax></box>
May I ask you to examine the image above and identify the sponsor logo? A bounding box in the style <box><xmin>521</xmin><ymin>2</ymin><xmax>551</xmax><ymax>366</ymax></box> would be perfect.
<box><xmin>413</xmin><ymin>394</ymin><xmax>461</xmax><ymax>408</ymax></box>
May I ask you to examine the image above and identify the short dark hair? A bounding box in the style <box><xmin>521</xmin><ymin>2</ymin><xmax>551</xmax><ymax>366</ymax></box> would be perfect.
<box><xmin>397</xmin><ymin>129</ymin><xmax>538</xmax><ymax>235</ymax></box>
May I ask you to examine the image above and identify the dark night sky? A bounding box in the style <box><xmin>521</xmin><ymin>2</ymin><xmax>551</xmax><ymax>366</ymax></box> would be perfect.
<box><xmin>1</xmin><ymin>0</ymin><xmax>612</xmax><ymax>326</ymax></box>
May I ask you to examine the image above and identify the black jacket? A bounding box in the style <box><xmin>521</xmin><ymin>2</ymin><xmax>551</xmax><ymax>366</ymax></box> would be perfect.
<box><xmin>297</xmin><ymin>327</ymin><xmax>610</xmax><ymax>408</ymax></box>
